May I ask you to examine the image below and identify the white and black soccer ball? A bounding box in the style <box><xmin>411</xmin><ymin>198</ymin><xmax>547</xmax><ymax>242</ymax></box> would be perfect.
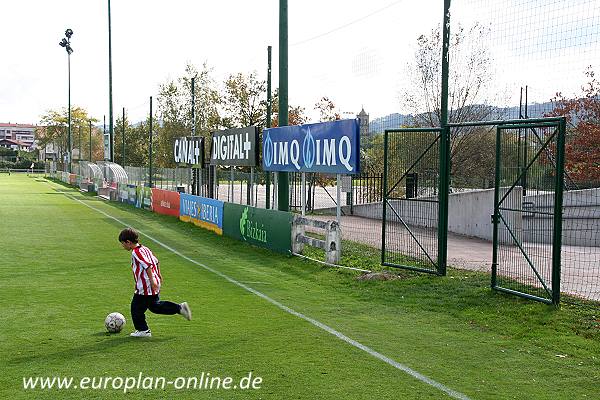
<box><xmin>104</xmin><ymin>312</ymin><xmax>126</xmax><ymax>333</ymax></box>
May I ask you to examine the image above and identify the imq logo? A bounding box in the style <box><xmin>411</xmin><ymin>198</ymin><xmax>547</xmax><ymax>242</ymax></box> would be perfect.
<box><xmin>239</xmin><ymin>207</ymin><xmax>267</xmax><ymax>243</ymax></box>
<box><xmin>174</xmin><ymin>137</ymin><xmax>203</xmax><ymax>165</ymax></box>
<box><xmin>263</xmin><ymin>126</ymin><xmax>354</xmax><ymax>172</ymax></box>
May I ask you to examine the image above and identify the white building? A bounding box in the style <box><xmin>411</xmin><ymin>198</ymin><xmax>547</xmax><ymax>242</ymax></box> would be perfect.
<box><xmin>0</xmin><ymin>123</ymin><xmax>36</xmax><ymax>150</ymax></box>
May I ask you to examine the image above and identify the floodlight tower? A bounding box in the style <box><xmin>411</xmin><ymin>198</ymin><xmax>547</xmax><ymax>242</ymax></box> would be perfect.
<box><xmin>59</xmin><ymin>28</ymin><xmax>74</xmax><ymax>173</ymax></box>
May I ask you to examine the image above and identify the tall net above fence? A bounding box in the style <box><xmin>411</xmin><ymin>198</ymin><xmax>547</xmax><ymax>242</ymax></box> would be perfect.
<box><xmin>451</xmin><ymin>0</ymin><xmax>600</xmax><ymax>120</ymax></box>
<box><xmin>287</xmin><ymin>1</ymin><xmax>439</xmax><ymax>130</ymax></box>
<box><xmin>451</xmin><ymin>0</ymin><xmax>600</xmax><ymax>304</ymax></box>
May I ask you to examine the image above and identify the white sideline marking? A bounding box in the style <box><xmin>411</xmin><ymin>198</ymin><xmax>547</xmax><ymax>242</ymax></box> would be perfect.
<box><xmin>53</xmin><ymin>185</ymin><xmax>471</xmax><ymax>400</ymax></box>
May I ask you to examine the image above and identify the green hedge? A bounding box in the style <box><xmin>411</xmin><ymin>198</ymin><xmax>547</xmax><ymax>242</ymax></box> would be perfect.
<box><xmin>0</xmin><ymin>160</ymin><xmax>45</xmax><ymax>169</ymax></box>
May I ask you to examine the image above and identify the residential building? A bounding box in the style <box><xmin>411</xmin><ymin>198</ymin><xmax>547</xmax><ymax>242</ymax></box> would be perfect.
<box><xmin>0</xmin><ymin>138</ymin><xmax>30</xmax><ymax>151</ymax></box>
<box><xmin>0</xmin><ymin>123</ymin><xmax>36</xmax><ymax>150</ymax></box>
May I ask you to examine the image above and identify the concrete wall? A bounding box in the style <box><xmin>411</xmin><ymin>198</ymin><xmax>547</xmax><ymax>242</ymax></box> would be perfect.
<box><xmin>523</xmin><ymin>188</ymin><xmax>600</xmax><ymax>246</ymax></box>
<box><xmin>324</xmin><ymin>187</ymin><xmax>521</xmax><ymax>244</ymax></box>
<box><xmin>319</xmin><ymin>187</ymin><xmax>599</xmax><ymax>246</ymax></box>
<box><xmin>447</xmin><ymin>187</ymin><xmax>521</xmax><ymax>244</ymax></box>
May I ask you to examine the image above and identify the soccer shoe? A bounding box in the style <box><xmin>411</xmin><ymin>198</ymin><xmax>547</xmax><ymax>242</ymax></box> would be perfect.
<box><xmin>130</xmin><ymin>330</ymin><xmax>152</xmax><ymax>337</ymax></box>
<box><xmin>180</xmin><ymin>302</ymin><xmax>192</xmax><ymax>321</ymax></box>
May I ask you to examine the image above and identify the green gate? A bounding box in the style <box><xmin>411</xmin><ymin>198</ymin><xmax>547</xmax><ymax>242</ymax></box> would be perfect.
<box><xmin>382</xmin><ymin>128</ymin><xmax>450</xmax><ymax>275</ymax></box>
<box><xmin>491</xmin><ymin>118</ymin><xmax>566</xmax><ymax>304</ymax></box>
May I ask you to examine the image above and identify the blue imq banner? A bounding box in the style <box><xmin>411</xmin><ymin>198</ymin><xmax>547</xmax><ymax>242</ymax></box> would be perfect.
<box><xmin>262</xmin><ymin>119</ymin><xmax>360</xmax><ymax>174</ymax></box>
<box><xmin>179</xmin><ymin>193</ymin><xmax>224</xmax><ymax>235</ymax></box>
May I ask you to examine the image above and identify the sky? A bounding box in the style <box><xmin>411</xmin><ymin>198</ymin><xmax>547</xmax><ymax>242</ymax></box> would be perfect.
<box><xmin>1</xmin><ymin>0</ymin><xmax>599</xmax><ymax>126</ymax></box>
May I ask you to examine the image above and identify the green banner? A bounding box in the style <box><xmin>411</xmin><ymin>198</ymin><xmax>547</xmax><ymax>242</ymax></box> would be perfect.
<box><xmin>223</xmin><ymin>203</ymin><xmax>292</xmax><ymax>254</ymax></box>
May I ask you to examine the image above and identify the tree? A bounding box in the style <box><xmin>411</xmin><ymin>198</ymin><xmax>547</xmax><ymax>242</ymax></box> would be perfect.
<box><xmin>401</xmin><ymin>22</ymin><xmax>494</xmax><ymax>127</ymax></box>
<box><xmin>222</xmin><ymin>72</ymin><xmax>267</xmax><ymax>128</ymax></box>
<box><xmin>156</xmin><ymin>63</ymin><xmax>222</xmax><ymax>167</ymax></box>
<box><xmin>545</xmin><ymin>67</ymin><xmax>600</xmax><ymax>183</ymax></box>
<box><xmin>399</xmin><ymin>22</ymin><xmax>497</xmax><ymax>188</ymax></box>
<box><xmin>37</xmin><ymin>107</ymin><xmax>100</xmax><ymax>163</ymax></box>
<box><xmin>114</xmin><ymin>114</ymin><xmax>152</xmax><ymax>167</ymax></box>
<box><xmin>270</xmin><ymin>89</ymin><xmax>307</xmax><ymax>127</ymax></box>
<box><xmin>120</xmin><ymin>118</ymin><xmax>151</xmax><ymax>167</ymax></box>
<box><xmin>314</xmin><ymin>96</ymin><xmax>341</xmax><ymax>122</ymax></box>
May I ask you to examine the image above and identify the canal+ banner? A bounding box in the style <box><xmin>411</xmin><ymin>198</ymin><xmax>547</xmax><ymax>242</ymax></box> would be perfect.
<box><xmin>179</xmin><ymin>193</ymin><xmax>224</xmax><ymax>235</ymax></box>
<box><xmin>262</xmin><ymin>119</ymin><xmax>360</xmax><ymax>174</ymax></box>
<box><xmin>174</xmin><ymin>136</ymin><xmax>204</xmax><ymax>166</ymax></box>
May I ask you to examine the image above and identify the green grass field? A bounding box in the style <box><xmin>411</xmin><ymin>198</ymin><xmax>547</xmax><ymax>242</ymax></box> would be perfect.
<box><xmin>1</xmin><ymin>174</ymin><xmax>599</xmax><ymax>399</ymax></box>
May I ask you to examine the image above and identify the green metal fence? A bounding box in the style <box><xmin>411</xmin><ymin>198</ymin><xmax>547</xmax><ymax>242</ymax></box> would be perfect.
<box><xmin>490</xmin><ymin>118</ymin><xmax>566</xmax><ymax>304</ymax></box>
<box><xmin>381</xmin><ymin>128</ymin><xmax>449</xmax><ymax>275</ymax></box>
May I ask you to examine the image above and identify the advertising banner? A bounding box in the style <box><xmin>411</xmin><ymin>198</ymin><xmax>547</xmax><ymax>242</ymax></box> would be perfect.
<box><xmin>118</xmin><ymin>183</ymin><xmax>129</xmax><ymax>203</ymax></box>
<box><xmin>126</xmin><ymin>184</ymin><xmax>137</xmax><ymax>206</ymax></box>
<box><xmin>136</xmin><ymin>186</ymin><xmax>152</xmax><ymax>210</ymax></box>
<box><xmin>104</xmin><ymin>133</ymin><xmax>110</xmax><ymax>160</ymax></box>
<box><xmin>179</xmin><ymin>193</ymin><xmax>224</xmax><ymax>235</ymax></box>
<box><xmin>174</xmin><ymin>136</ymin><xmax>204</xmax><ymax>166</ymax></box>
<box><xmin>210</xmin><ymin>126</ymin><xmax>258</xmax><ymax>166</ymax></box>
<box><xmin>262</xmin><ymin>119</ymin><xmax>360</xmax><ymax>174</ymax></box>
<box><xmin>223</xmin><ymin>203</ymin><xmax>292</xmax><ymax>254</ymax></box>
<box><xmin>151</xmin><ymin>188</ymin><xmax>180</xmax><ymax>217</ymax></box>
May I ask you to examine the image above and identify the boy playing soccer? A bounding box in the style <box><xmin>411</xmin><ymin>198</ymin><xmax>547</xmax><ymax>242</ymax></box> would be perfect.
<box><xmin>118</xmin><ymin>228</ymin><xmax>192</xmax><ymax>337</ymax></box>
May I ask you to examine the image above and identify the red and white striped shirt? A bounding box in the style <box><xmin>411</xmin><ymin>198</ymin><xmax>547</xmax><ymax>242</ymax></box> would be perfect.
<box><xmin>131</xmin><ymin>244</ymin><xmax>162</xmax><ymax>295</ymax></box>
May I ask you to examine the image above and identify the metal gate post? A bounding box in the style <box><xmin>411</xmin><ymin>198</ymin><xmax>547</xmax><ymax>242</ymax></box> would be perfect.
<box><xmin>437</xmin><ymin>126</ymin><xmax>450</xmax><ymax>276</ymax></box>
<box><xmin>491</xmin><ymin>125</ymin><xmax>502</xmax><ymax>289</ymax></box>
<box><xmin>551</xmin><ymin>117</ymin><xmax>566</xmax><ymax>305</ymax></box>
<box><xmin>381</xmin><ymin>130</ymin><xmax>389</xmax><ymax>265</ymax></box>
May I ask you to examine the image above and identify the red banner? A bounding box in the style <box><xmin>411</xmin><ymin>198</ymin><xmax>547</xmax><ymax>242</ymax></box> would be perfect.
<box><xmin>151</xmin><ymin>188</ymin><xmax>180</xmax><ymax>217</ymax></box>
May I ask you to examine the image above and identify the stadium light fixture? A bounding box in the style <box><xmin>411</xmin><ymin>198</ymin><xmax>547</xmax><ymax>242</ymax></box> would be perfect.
<box><xmin>59</xmin><ymin>28</ymin><xmax>74</xmax><ymax>173</ymax></box>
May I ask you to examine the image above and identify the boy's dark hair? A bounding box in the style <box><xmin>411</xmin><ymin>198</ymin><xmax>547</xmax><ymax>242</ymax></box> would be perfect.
<box><xmin>119</xmin><ymin>228</ymin><xmax>139</xmax><ymax>243</ymax></box>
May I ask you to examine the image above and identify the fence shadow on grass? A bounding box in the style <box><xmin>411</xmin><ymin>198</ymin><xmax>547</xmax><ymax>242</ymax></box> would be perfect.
<box><xmin>9</xmin><ymin>335</ymin><xmax>174</xmax><ymax>366</ymax></box>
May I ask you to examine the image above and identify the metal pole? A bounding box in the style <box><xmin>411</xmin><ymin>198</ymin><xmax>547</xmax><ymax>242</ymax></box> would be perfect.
<box><xmin>273</xmin><ymin>173</ymin><xmax>278</xmax><ymax>209</ymax></box>
<box><xmin>149</xmin><ymin>96</ymin><xmax>153</xmax><ymax>188</ymax></box>
<box><xmin>122</xmin><ymin>107</ymin><xmax>125</xmax><ymax>166</ymax></box>
<box><xmin>250</xmin><ymin>167</ymin><xmax>254</xmax><ymax>206</ymax></box>
<box><xmin>518</xmin><ymin>87</ymin><xmax>523</xmax><ymax>190</ymax></box>
<box><xmin>230</xmin><ymin>167</ymin><xmax>234</xmax><ymax>202</ymax></box>
<box><xmin>523</xmin><ymin>85</ymin><xmax>529</xmax><ymax>196</ymax></box>
<box><xmin>491</xmin><ymin>126</ymin><xmax>502</xmax><ymax>289</ymax></box>
<box><xmin>89</xmin><ymin>120</ymin><xmax>92</xmax><ymax>161</ymax></box>
<box><xmin>191</xmin><ymin>76</ymin><xmax>196</xmax><ymax>136</ymax></box>
<box><xmin>78</xmin><ymin>125</ymin><xmax>81</xmax><ymax>162</ymax></box>
<box><xmin>213</xmin><ymin>166</ymin><xmax>217</xmax><ymax>200</ymax></box>
<box><xmin>301</xmin><ymin>172</ymin><xmax>306</xmax><ymax>216</ymax></box>
<box><xmin>436</xmin><ymin>0</ymin><xmax>451</xmax><ymax>276</ymax></box>
<box><xmin>191</xmin><ymin>76</ymin><xmax>196</xmax><ymax>195</ymax></box>
<box><xmin>440</xmin><ymin>0</ymin><xmax>451</xmax><ymax>128</ymax></box>
<box><xmin>67</xmin><ymin>50</ymin><xmax>72</xmax><ymax>173</ymax></box>
<box><xmin>336</xmin><ymin>174</ymin><xmax>341</xmax><ymax>223</ymax></box>
<box><xmin>265</xmin><ymin>45</ymin><xmax>272</xmax><ymax>209</ymax></box>
<box><xmin>108</xmin><ymin>0</ymin><xmax>114</xmax><ymax>162</ymax></box>
<box><xmin>381</xmin><ymin>131</ymin><xmax>389</xmax><ymax>265</ymax></box>
<box><xmin>278</xmin><ymin>0</ymin><xmax>289</xmax><ymax>211</ymax></box>
<box><xmin>103</xmin><ymin>115</ymin><xmax>106</xmax><ymax>160</ymax></box>
<box><xmin>551</xmin><ymin>117</ymin><xmax>566</xmax><ymax>305</ymax></box>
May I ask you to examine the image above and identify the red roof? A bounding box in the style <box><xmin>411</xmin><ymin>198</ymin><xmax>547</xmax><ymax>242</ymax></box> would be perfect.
<box><xmin>0</xmin><ymin>123</ymin><xmax>36</xmax><ymax>128</ymax></box>
<box><xmin>0</xmin><ymin>138</ymin><xmax>28</xmax><ymax>146</ymax></box>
